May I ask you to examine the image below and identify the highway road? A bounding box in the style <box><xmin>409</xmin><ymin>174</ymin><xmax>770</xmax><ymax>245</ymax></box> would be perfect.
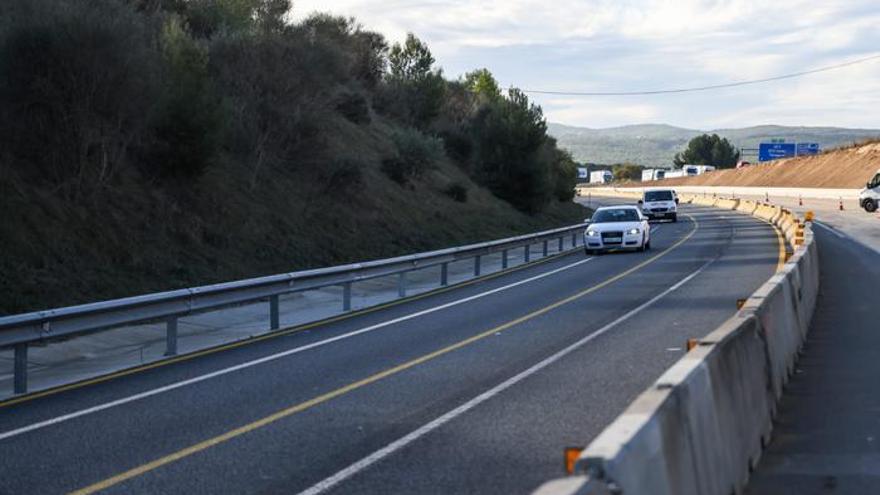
<box><xmin>0</xmin><ymin>203</ymin><xmax>782</xmax><ymax>494</ymax></box>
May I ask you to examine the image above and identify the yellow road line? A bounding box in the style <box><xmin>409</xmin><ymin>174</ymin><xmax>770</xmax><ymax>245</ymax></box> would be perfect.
<box><xmin>773</xmin><ymin>223</ymin><xmax>787</xmax><ymax>273</ymax></box>
<box><xmin>0</xmin><ymin>245</ymin><xmax>579</xmax><ymax>409</ymax></box>
<box><xmin>69</xmin><ymin>216</ymin><xmax>699</xmax><ymax>495</ymax></box>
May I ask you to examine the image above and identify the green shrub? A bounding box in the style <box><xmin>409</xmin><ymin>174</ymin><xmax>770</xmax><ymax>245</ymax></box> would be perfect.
<box><xmin>382</xmin><ymin>128</ymin><xmax>445</xmax><ymax>184</ymax></box>
<box><xmin>444</xmin><ymin>181</ymin><xmax>468</xmax><ymax>202</ymax></box>
<box><xmin>148</xmin><ymin>17</ymin><xmax>225</xmax><ymax>180</ymax></box>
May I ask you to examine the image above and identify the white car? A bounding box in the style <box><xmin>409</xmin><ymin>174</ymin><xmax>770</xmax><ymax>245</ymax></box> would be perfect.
<box><xmin>584</xmin><ymin>205</ymin><xmax>651</xmax><ymax>255</ymax></box>
<box><xmin>639</xmin><ymin>188</ymin><xmax>678</xmax><ymax>222</ymax></box>
<box><xmin>860</xmin><ymin>168</ymin><xmax>880</xmax><ymax>212</ymax></box>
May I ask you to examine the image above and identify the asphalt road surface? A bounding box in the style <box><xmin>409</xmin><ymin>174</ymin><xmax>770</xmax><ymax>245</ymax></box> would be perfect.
<box><xmin>747</xmin><ymin>221</ymin><xmax>880</xmax><ymax>494</ymax></box>
<box><xmin>0</xmin><ymin>204</ymin><xmax>781</xmax><ymax>495</ymax></box>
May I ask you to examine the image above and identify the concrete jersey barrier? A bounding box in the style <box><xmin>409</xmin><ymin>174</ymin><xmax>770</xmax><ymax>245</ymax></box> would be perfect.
<box><xmin>582</xmin><ymin>185</ymin><xmax>860</xmax><ymax>200</ymax></box>
<box><xmin>533</xmin><ymin>196</ymin><xmax>819</xmax><ymax>495</ymax></box>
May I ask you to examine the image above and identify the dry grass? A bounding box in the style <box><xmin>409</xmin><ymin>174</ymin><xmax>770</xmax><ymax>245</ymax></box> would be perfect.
<box><xmin>0</xmin><ymin>115</ymin><xmax>586</xmax><ymax>315</ymax></box>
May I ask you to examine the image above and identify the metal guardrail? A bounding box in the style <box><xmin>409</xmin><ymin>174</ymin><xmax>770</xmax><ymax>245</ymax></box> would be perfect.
<box><xmin>0</xmin><ymin>222</ymin><xmax>589</xmax><ymax>395</ymax></box>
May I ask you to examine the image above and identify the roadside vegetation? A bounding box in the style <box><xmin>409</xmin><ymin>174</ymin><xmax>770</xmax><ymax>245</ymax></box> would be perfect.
<box><xmin>0</xmin><ymin>0</ymin><xmax>584</xmax><ymax>314</ymax></box>
<box><xmin>673</xmin><ymin>134</ymin><xmax>740</xmax><ymax>168</ymax></box>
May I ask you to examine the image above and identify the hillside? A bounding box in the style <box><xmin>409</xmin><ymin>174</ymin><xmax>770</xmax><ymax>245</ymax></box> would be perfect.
<box><xmin>0</xmin><ymin>0</ymin><xmax>585</xmax><ymax>315</ymax></box>
<box><xmin>650</xmin><ymin>141</ymin><xmax>880</xmax><ymax>189</ymax></box>
<box><xmin>548</xmin><ymin>123</ymin><xmax>880</xmax><ymax>166</ymax></box>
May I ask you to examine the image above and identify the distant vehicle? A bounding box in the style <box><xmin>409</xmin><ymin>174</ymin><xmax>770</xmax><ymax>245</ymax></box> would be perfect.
<box><xmin>860</xmin><ymin>169</ymin><xmax>880</xmax><ymax>212</ymax></box>
<box><xmin>664</xmin><ymin>169</ymin><xmax>686</xmax><ymax>179</ymax></box>
<box><xmin>638</xmin><ymin>188</ymin><xmax>678</xmax><ymax>222</ymax></box>
<box><xmin>577</xmin><ymin>167</ymin><xmax>589</xmax><ymax>181</ymax></box>
<box><xmin>694</xmin><ymin>165</ymin><xmax>715</xmax><ymax>174</ymax></box>
<box><xmin>684</xmin><ymin>165</ymin><xmax>699</xmax><ymax>176</ymax></box>
<box><xmin>641</xmin><ymin>169</ymin><xmax>666</xmax><ymax>181</ymax></box>
<box><xmin>584</xmin><ymin>205</ymin><xmax>651</xmax><ymax>254</ymax></box>
<box><xmin>736</xmin><ymin>161</ymin><xmax>752</xmax><ymax>169</ymax></box>
<box><xmin>590</xmin><ymin>170</ymin><xmax>613</xmax><ymax>184</ymax></box>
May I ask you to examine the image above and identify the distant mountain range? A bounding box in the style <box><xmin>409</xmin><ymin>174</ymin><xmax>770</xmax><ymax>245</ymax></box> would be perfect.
<box><xmin>547</xmin><ymin>123</ymin><xmax>880</xmax><ymax>167</ymax></box>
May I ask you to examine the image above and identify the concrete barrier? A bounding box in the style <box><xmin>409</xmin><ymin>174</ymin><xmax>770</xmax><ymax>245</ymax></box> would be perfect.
<box><xmin>533</xmin><ymin>197</ymin><xmax>819</xmax><ymax>495</ymax></box>
<box><xmin>588</xmin><ymin>185</ymin><xmax>860</xmax><ymax>200</ymax></box>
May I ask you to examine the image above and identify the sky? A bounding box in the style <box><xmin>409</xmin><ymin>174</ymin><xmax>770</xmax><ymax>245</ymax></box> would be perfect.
<box><xmin>291</xmin><ymin>1</ymin><xmax>880</xmax><ymax>130</ymax></box>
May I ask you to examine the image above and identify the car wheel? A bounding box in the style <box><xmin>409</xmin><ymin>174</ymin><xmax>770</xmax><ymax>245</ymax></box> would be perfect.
<box><xmin>584</xmin><ymin>248</ymin><xmax>593</xmax><ymax>256</ymax></box>
<box><xmin>646</xmin><ymin>239</ymin><xmax>651</xmax><ymax>250</ymax></box>
<box><xmin>865</xmin><ymin>199</ymin><xmax>878</xmax><ymax>213</ymax></box>
<box><xmin>671</xmin><ymin>214</ymin><xmax>678</xmax><ymax>223</ymax></box>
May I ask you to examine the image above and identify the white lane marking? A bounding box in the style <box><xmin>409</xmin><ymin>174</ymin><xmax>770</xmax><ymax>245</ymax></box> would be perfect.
<box><xmin>297</xmin><ymin>254</ymin><xmax>720</xmax><ymax>495</ymax></box>
<box><xmin>666</xmin><ymin>347</ymin><xmax>682</xmax><ymax>352</ymax></box>
<box><xmin>0</xmin><ymin>256</ymin><xmax>601</xmax><ymax>442</ymax></box>
<box><xmin>813</xmin><ymin>221</ymin><xmax>847</xmax><ymax>239</ymax></box>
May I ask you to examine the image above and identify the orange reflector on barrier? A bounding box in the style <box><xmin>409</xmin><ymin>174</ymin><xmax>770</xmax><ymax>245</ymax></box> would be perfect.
<box><xmin>805</xmin><ymin>211</ymin><xmax>814</xmax><ymax>222</ymax></box>
<box><xmin>737</xmin><ymin>299</ymin><xmax>747</xmax><ymax>310</ymax></box>
<box><xmin>687</xmin><ymin>338</ymin><xmax>699</xmax><ymax>351</ymax></box>
<box><xmin>565</xmin><ymin>447</ymin><xmax>585</xmax><ymax>474</ymax></box>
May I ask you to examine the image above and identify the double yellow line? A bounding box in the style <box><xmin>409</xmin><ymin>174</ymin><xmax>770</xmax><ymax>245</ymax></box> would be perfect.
<box><xmin>71</xmin><ymin>217</ymin><xmax>701</xmax><ymax>495</ymax></box>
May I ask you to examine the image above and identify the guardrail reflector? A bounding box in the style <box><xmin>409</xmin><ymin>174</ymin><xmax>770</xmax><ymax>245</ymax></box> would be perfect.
<box><xmin>687</xmin><ymin>338</ymin><xmax>699</xmax><ymax>351</ymax></box>
<box><xmin>736</xmin><ymin>299</ymin><xmax>747</xmax><ymax>310</ymax></box>
<box><xmin>805</xmin><ymin>211</ymin><xmax>815</xmax><ymax>222</ymax></box>
<box><xmin>565</xmin><ymin>447</ymin><xmax>585</xmax><ymax>474</ymax></box>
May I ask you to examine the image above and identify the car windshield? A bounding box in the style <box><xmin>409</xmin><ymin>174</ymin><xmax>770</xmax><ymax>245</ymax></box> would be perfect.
<box><xmin>592</xmin><ymin>208</ymin><xmax>639</xmax><ymax>223</ymax></box>
<box><xmin>644</xmin><ymin>191</ymin><xmax>673</xmax><ymax>202</ymax></box>
<box><xmin>871</xmin><ymin>173</ymin><xmax>880</xmax><ymax>188</ymax></box>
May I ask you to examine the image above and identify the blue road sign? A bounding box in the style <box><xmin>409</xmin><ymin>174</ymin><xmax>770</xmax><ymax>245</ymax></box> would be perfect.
<box><xmin>796</xmin><ymin>143</ymin><xmax>820</xmax><ymax>156</ymax></box>
<box><xmin>759</xmin><ymin>143</ymin><xmax>796</xmax><ymax>162</ymax></box>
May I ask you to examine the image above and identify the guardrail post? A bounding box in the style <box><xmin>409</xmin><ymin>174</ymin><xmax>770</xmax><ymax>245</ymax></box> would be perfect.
<box><xmin>164</xmin><ymin>317</ymin><xmax>178</xmax><ymax>356</ymax></box>
<box><xmin>524</xmin><ymin>244</ymin><xmax>531</xmax><ymax>263</ymax></box>
<box><xmin>572</xmin><ymin>232</ymin><xmax>577</xmax><ymax>247</ymax></box>
<box><xmin>398</xmin><ymin>272</ymin><xmax>407</xmax><ymax>297</ymax></box>
<box><xmin>474</xmin><ymin>255</ymin><xmax>481</xmax><ymax>277</ymax></box>
<box><xmin>558</xmin><ymin>237</ymin><xmax>564</xmax><ymax>252</ymax></box>
<box><xmin>542</xmin><ymin>240</ymin><xmax>549</xmax><ymax>257</ymax></box>
<box><xmin>440</xmin><ymin>263</ymin><xmax>448</xmax><ymax>286</ymax></box>
<box><xmin>13</xmin><ymin>343</ymin><xmax>27</xmax><ymax>394</ymax></box>
<box><xmin>502</xmin><ymin>249</ymin><xmax>508</xmax><ymax>269</ymax></box>
<box><xmin>269</xmin><ymin>295</ymin><xmax>280</xmax><ymax>330</ymax></box>
<box><xmin>342</xmin><ymin>282</ymin><xmax>352</xmax><ymax>312</ymax></box>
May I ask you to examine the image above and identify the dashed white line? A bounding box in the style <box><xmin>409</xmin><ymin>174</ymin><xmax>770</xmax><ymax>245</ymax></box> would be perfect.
<box><xmin>296</xmin><ymin>252</ymin><xmax>721</xmax><ymax>495</ymax></box>
<box><xmin>0</xmin><ymin>255</ymin><xmax>599</xmax><ymax>442</ymax></box>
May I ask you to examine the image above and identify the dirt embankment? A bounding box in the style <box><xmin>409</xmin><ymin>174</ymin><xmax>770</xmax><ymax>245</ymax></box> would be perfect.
<box><xmin>654</xmin><ymin>141</ymin><xmax>880</xmax><ymax>189</ymax></box>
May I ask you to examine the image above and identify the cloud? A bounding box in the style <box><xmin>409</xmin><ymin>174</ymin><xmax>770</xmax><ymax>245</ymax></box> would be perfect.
<box><xmin>290</xmin><ymin>1</ymin><xmax>880</xmax><ymax>129</ymax></box>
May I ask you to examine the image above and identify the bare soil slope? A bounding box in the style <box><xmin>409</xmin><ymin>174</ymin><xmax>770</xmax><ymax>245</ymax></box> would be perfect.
<box><xmin>654</xmin><ymin>142</ymin><xmax>880</xmax><ymax>188</ymax></box>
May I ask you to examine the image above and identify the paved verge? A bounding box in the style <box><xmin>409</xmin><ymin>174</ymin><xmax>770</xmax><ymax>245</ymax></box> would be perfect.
<box><xmin>747</xmin><ymin>224</ymin><xmax>880</xmax><ymax>494</ymax></box>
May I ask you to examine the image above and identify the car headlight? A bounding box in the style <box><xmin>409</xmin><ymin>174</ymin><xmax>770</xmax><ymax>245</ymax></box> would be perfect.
<box><xmin>628</xmin><ymin>228</ymin><xmax>640</xmax><ymax>235</ymax></box>
<box><xmin>586</xmin><ymin>230</ymin><xmax>599</xmax><ymax>237</ymax></box>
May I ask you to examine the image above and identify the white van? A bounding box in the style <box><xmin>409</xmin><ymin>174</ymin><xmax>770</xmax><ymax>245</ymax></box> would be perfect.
<box><xmin>860</xmin><ymin>169</ymin><xmax>880</xmax><ymax>212</ymax></box>
<box><xmin>639</xmin><ymin>188</ymin><xmax>678</xmax><ymax>222</ymax></box>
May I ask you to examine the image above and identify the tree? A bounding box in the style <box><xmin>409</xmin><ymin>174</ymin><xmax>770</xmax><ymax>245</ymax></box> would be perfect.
<box><xmin>673</xmin><ymin>134</ymin><xmax>739</xmax><ymax>168</ymax></box>
<box><xmin>382</xmin><ymin>33</ymin><xmax>446</xmax><ymax>128</ymax></box>
<box><xmin>388</xmin><ymin>33</ymin><xmax>434</xmax><ymax>83</ymax></box>
<box><xmin>612</xmin><ymin>163</ymin><xmax>642</xmax><ymax>182</ymax></box>
<box><xmin>463</xmin><ymin>68</ymin><xmax>501</xmax><ymax>101</ymax></box>
<box><xmin>470</xmin><ymin>88</ymin><xmax>553</xmax><ymax>212</ymax></box>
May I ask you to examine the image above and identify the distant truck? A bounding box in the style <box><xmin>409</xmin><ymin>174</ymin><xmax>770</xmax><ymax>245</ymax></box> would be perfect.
<box><xmin>681</xmin><ymin>164</ymin><xmax>715</xmax><ymax>176</ymax></box>
<box><xmin>590</xmin><ymin>170</ymin><xmax>613</xmax><ymax>184</ymax></box>
<box><xmin>641</xmin><ymin>169</ymin><xmax>666</xmax><ymax>181</ymax></box>
<box><xmin>860</xmin><ymin>169</ymin><xmax>880</xmax><ymax>212</ymax></box>
<box><xmin>664</xmin><ymin>169</ymin><xmax>686</xmax><ymax>179</ymax></box>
